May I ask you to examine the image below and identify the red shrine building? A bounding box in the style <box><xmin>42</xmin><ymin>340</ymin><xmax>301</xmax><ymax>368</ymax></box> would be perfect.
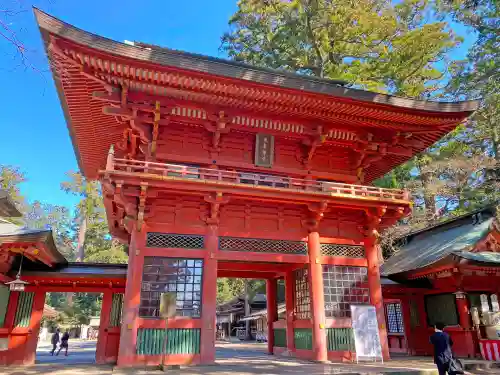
<box><xmin>382</xmin><ymin>207</ymin><xmax>500</xmax><ymax>361</ymax></box>
<box><xmin>0</xmin><ymin>9</ymin><xmax>479</xmax><ymax>367</ymax></box>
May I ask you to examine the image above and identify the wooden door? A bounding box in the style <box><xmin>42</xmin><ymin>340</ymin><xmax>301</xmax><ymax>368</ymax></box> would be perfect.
<box><xmin>384</xmin><ymin>301</ymin><xmax>407</xmax><ymax>354</ymax></box>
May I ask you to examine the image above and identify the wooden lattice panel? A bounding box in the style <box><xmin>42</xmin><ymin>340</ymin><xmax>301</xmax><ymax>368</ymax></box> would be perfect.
<box><xmin>320</xmin><ymin>244</ymin><xmax>365</xmax><ymax>258</ymax></box>
<box><xmin>294</xmin><ymin>268</ymin><xmax>311</xmax><ymax>320</ymax></box>
<box><xmin>146</xmin><ymin>233</ymin><xmax>205</xmax><ymax>249</ymax></box>
<box><xmin>219</xmin><ymin>237</ymin><xmax>307</xmax><ymax>254</ymax></box>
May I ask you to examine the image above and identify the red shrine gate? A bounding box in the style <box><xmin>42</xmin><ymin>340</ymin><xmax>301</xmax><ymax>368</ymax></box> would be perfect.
<box><xmin>0</xmin><ymin>9</ymin><xmax>477</xmax><ymax>368</ymax></box>
<box><xmin>0</xmin><ymin>230</ymin><xmax>127</xmax><ymax>366</ymax></box>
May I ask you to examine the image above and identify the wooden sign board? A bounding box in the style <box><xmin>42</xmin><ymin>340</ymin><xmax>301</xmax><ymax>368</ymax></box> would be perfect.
<box><xmin>160</xmin><ymin>292</ymin><xmax>177</xmax><ymax>319</ymax></box>
<box><xmin>255</xmin><ymin>134</ymin><xmax>274</xmax><ymax>168</ymax></box>
<box><xmin>350</xmin><ymin>305</ymin><xmax>383</xmax><ymax>363</ymax></box>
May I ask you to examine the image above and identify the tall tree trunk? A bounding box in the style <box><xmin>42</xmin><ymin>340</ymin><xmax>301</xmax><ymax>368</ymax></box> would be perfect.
<box><xmin>415</xmin><ymin>155</ymin><xmax>437</xmax><ymax>220</ymax></box>
<box><xmin>68</xmin><ymin>216</ymin><xmax>87</xmax><ymax>307</ymax></box>
<box><xmin>244</xmin><ymin>279</ymin><xmax>251</xmax><ymax>340</ymax></box>
<box><xmin>76</xmin><ymin>216</ymin><xmax>87</xmax><ymax>262</ymax></box>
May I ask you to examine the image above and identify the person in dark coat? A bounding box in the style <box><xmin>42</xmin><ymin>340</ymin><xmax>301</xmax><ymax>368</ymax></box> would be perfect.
<box><xmin>430</xmin><ymin>322</ymin><xmax>454</xmax><ymax>375</ymax></box>
<box><xmin>56</xmin><ymin>331</ymin><xmax>70</xmax><ymax>356</ymax></box>
<box><xmin>50</xmin><ymin>328</ymin><xmax>60</xmax><ymax>356</ymax></box>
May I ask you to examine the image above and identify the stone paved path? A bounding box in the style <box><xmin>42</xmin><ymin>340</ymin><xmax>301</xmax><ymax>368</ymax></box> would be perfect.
<box><xmin>36</xmin><ymin>339</ymin><xmax>97</xmax><ymax>364</ymax></box>
<box><xmin>0</xmin><ymin>340</ymin><xmax>498</xmax><ymax>374</ymax></box>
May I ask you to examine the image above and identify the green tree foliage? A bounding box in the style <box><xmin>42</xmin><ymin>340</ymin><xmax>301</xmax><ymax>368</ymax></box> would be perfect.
<box><xmin>61</xmin><ymin>172</ymin><xmax>105</xmax><ymax>262</ymax></box>
<box><xmin>0</xmin><ymin>165</ymin><xmax>25</xmax><ymax>205</ymax></box>
<box><xmin>83</xmin><ymin>221</ymin><xmax>128</xmax><ymax>263</ymax></box>
<box><xmin>222</xmin><ymin>0</ymin><xmax>462</xmax><ymax>97</ymax></box>
<box><xmin>216</xmin><ymin>278</ymin><xmax>265</xmax><ymax>304</ymax></box>
<box><xmin>221</xmin><ymin>0</ymin><xmax>498</xmax><ymax>255</ymax></box>
<box><xmin>60</xmin><ymin>171</ymin><xmax>128</xmax><ymax>263</ymax></box>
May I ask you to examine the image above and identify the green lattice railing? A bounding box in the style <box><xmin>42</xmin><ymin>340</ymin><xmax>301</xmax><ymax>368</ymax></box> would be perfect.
<box><xmin>109</xmin><ymin>293</ymin><xmax>123</xmax><ymax>327</ymax></box>
<box><xmin>294</xmin><ymin>328</ymin><xmax>312</xmax><ymax>350</ymax></box>
<box><xmin>0</xmin><ymin>286</ymin><xmax>9</xmax><ymax>327</ymax></box>
<box><xmin>14</xmin><ymin>292</ymin><xmax>34</xmax><ymax>328</ymax></box>
<box><xmin>273</xmin><ymin>328</ymin><xmax>286</xmax><ymax>348</ymax></box>
<box><xmin>136</xmin><ymin>328</ymin><xmax>200</xmax><ymax>355</ymax></box>
<box><xmin>326</xmin><ymin>328</ymin><xmax>355</xmax><ymax>352</ymax></box>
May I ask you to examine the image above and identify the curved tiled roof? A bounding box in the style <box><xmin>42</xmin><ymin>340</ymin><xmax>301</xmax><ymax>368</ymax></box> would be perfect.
<box><xmin>34</xmin><ymin>8</ymin><xmax>479</xmax><ymax>180</ymax></box>
<box><xmin>34</xmin><ymin>8</ymin><xmax>478</xmax><ymax>114</ymax></box>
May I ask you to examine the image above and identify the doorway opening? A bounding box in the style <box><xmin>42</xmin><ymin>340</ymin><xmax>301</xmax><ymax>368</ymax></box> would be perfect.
<box><xmin>36</xmin><ymin>292</ymin><xmax>103</xmax><ymax>364</ymax></box>
<box><xmin>215</xmin><ymin>276</ymin><xmax>286</xmax><ymax>362</ymax></box>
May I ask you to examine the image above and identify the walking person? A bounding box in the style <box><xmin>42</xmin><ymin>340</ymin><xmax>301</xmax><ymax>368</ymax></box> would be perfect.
<box><xmin>50</xmin><ymin>328</ymin><xmax>60</xmax><ymax>356</ymax></box>
<box><xmin>56</xmin><ymin>330</ymin><xmax>70</xmax><ymax>356</ymax></box>
<box><xmin>430</xmin><ymin>322</ymin><xmax>463</xmax><ymax>375</ymax></box>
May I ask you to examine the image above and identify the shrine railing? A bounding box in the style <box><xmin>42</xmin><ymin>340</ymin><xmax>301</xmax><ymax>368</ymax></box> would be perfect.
<box><xmin>107</xmin><ymin>157</ymin><xmax>409</xmax><ymax>202</ymax></box>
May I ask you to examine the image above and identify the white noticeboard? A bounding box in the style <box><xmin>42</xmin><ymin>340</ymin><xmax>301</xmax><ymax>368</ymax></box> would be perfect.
<box><xmin>350</xmin><ymin>305</ymin><xmax>383</xmax><ymax>363</ymax></box>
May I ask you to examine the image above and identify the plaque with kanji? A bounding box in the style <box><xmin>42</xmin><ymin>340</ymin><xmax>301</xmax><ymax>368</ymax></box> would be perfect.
<box><xmin>255</xmin><ymin>133</ymin><xmax>274</xmax><ymax>168</ymax></box>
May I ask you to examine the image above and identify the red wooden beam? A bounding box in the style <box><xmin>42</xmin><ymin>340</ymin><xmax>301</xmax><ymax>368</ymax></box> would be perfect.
<box><xmin>24</xmin><ymin>286</ymin><xmax>125</xmax><ymax>293</ymax></box>
<box><xmin>217</xmin><ymin>262</ymin><xmax>294</xmax><ymax>272</ymax></box>
<box><xmin>217</xmin><ymin>270</ymin><xmax>278</xmax><ymax>279</ymax></box>
<box><xmin>216</xmin><ymin>251</ymin><xmax>308</xmax><ymax>264</ymax></box>
<box><xmin>321</xmin><ymin>256</ymin><xmax>368</xmax><ymax>267</ymax></box>
<box><xmin>138</xmin><ymin>318</ymin><xmax>202</xmax><ymax>329</ymax></box>
<box><xmin>142</xmin><ymin>248</ymin><xmax>207</xmax><ymax>258</ymax></box>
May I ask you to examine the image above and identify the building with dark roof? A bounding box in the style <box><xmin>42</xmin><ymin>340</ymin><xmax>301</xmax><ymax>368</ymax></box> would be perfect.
<box><xmin>381</xmin><ymin>206</ymin><xmax>500</xmax><ymax>360</ymax></box>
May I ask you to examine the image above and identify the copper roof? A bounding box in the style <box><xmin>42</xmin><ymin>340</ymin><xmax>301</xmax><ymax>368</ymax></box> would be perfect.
<box><xmin>381</xmin><ymin>208</ymin><xmax>496</xmax><ymax>277</ymax></box>
<box><xmin>34</xmin><ymin>8</ymin><xmax>479</xmax><ymax>180</ymax></box>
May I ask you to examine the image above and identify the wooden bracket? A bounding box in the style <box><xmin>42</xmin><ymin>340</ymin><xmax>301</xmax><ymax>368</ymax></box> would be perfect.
<box><xmin>360</xmin><ymin>206</ymin><xmax>388</xmax><ymax>239</ymax></box>
<box><xmin>303</xmin><ymin>201</ymin><xmax>329</xmax><ymax>232</ymax></box>
<box><xmin>204</xmin><ymin>110</ymin><xmax>233</xmax><ymax>152</ymax></box>
<box><xmin>302</xmin><ymin>125</ymin><xmax>328</xmax><ymax>165</ymax></box>
<box><xmin>204</xmin><ymin>192</ymin><xmax>230</xmax><ymax>225</ymax></box>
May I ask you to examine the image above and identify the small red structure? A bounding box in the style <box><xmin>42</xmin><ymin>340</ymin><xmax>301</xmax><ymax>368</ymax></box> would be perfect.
<box><xmin>0</xmin><ymin>8</ymin><xmax>478</xmax><ymax>367</ymax></box>
<box><xmin>381</xmin><ymin>207</ymin><xmax>500</xmax><ymax>360</ymax></box>
<box><xmin>0</xmin><ymin>221</ymin><xmax>126</xmax><ymax>365</ymax></box>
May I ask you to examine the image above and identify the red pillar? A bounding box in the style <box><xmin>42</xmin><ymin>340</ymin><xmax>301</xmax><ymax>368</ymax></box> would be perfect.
<box><xmin>200</xmin><ymin>224</ymin><xmax>218</xmax><ymax>364</ymax></box>
<box><xmin>3</xmin><ymin>291</ymin><xmax>19</xmax><ymax>329</ymax></box>
<box><xmin>455</xmin><ymin>292</ymin><xmax>471</xmax><ymax>329</ymax></box>
<box><xmin>266</xmin><ymin>278</ymin><xmax>277</xmax><ymax>354</ymax></box>
<box><xmin>284</xmin><ymin>271</ymin><xmax>295</xmax><ymax>354</ymax></box>
<box><xmin>365</xmin><ymin>237</ymin><xmax>390</xmax><ymax>360</ymax></box>
<box><xmin>24</xmin><ymin>291</ymin><xmax>45</xmax><ymax>365</ymax></box>
<box><xmin>307</xmin><ymin>231</ymin><xmax>327</xmax><ymax>362</ymax></box>
<box><xmin>117</xmin><ymin>229</ymin><xmax>145</xmax><ymax>367</ymax></box>
<box><xmin>455</xmin><ymin>291</ymin><xmax>475</xmax><ymax>357</ymax></box>
<box><xmin>0</xmin><ymin>292</ymin><xmax>18</xmax><ymax>365</ymax></box>
<box><xmin>96</xmin><ymin>291</ymin><xmax>113</xmax><ymax>364</ymax></box>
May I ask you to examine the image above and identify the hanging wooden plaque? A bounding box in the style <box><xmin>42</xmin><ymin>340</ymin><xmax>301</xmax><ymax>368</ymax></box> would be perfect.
<box><xmin>255</xmin><ymin>133</ymin><xmax>274</xmax><ymax>168</ymax></box>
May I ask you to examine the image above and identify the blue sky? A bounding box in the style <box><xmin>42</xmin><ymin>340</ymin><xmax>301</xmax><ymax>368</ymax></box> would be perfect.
<box><xmin>0</xmin><ymin>1</ymin><xmax>475</xmax><ymax>211</ymax></box>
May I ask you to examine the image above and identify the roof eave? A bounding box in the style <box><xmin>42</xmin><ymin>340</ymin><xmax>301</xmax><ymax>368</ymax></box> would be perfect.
<box><xmin>33</xmin><ymin>8</ymin><xmax>480</xmax><ymax>114</ymax></box>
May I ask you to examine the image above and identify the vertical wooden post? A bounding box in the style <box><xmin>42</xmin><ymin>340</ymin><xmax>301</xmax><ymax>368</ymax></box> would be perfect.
<box><xmin>455</xmin><ymin>291</ymin><xmax>475</xmax><ymax>357</ymax></box>
<box><xmin>96</xmin><ymin>291</ymin><xmax>113</xmax><ymax>364</ymax></box>
<box><xmin>24</xmin><ymin>291</ymin><xmax>45</xmax><ymax>365</ymax></box>
<box><xmin>365</xmin><ymin>237</ymin><xmax>390</xmax><ymax>360</ymax></box>
<box><xmin>0</xmin><ymin>292</ymin><xmax>19</xmax><ymax>365</ymax></box>
<box><xmin>3</xmin><ymin>291</ymin><xmax>19</xmax><ymax>330</ymax></box>
<box><xmin>455</xmin><ymin>292</ymin><xmax>471</xmax><ymax>329</ymax></box>
<box><xmin>285</xmin><ymin>271</ymin><xmax>295</xmax><ymax>354</ymax></box>
<box><xmin>200</xmin><ymin>224</ymin><xmax>218</xmax><ymax>364</ymax></box>
<box><xmin>401</xmin><ymin>295</ymin><xmax>414</xmax><ymax>355</ymax></box>
<box><xmin>307</xmin><ymin>231</ymin><xmax>327</xmax><ymax>362</ymax></box>
<box><xmin>266</xmin><ymin>278</ymin><xmax>277</xmax><ymax>354</ymax></box>
<box><xmin>117</xmin><ymin>229</ymin><xmax>145</xmax><ymax>367</ymax></box>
